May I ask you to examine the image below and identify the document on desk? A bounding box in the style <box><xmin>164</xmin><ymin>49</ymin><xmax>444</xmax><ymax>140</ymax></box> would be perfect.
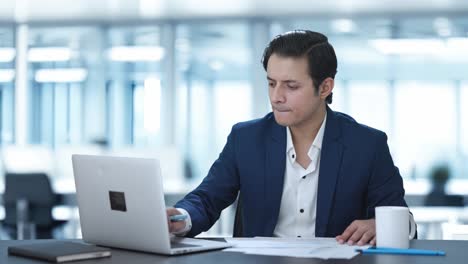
<box><xmin>223</xmin><ymin>237</ymin><xmax>370</xmax><ymax>259</ymax></box>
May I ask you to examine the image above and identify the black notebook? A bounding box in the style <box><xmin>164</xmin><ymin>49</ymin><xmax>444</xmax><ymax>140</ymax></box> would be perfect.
<box><xmin>8</xmin><ymin>241</ymin><xmax>111</xmax><ymax>263</ymax></box>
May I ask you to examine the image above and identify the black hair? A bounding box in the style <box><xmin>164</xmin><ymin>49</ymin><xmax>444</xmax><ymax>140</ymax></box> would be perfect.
<box><xmin>262</xmin><ymin>30</ymin><xmax>337</xmax><ymax>104</ymax></box>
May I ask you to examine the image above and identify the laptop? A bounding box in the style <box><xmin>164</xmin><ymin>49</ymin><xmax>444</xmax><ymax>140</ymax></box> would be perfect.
<box><xmin>72</xmin><ymin>154</ymin><xmax>231</xmax><ymax>255</ymax></box>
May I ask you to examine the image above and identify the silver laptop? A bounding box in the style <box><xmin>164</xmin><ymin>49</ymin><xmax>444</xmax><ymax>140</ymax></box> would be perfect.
<box><xmin>72</xmin><ymin>154</ymin><xmax>231</xmax><ymax>255</ymax></box>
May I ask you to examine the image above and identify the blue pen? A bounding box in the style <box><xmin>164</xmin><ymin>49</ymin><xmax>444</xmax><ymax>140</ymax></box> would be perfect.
<box><xmin>170</xmin><ymin>214</ymin><xmax>188</xmax><ymax>222</ymax></box>
<box><xmin>357</xmin><ymin>247</ymin><xmax>446</xmax><ymax>256</ymax></box>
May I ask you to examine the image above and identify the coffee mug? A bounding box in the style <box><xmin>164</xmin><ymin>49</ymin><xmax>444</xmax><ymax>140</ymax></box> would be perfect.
<box><xmin>375</xmin><ymin>206</ymin><xmax>416</xmax><ymax>249</ymax></box>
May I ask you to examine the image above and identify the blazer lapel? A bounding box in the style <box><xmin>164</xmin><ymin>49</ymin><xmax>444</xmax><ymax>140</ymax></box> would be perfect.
<box><xmin>264</xmin><ymin>116</ymin><xmax>286</xmax><ymax>236</ymax></box>
<box><xmin>316</xmin><ymin>107</ymin><xmax>344</xmax><ymax>237</ymax></box>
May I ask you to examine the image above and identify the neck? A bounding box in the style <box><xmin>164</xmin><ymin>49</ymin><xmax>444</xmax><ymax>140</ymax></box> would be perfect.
<box><xmin>290</xmin><ymin>105</ymin><xmax>327</xmax><ymax>146</ymax></box>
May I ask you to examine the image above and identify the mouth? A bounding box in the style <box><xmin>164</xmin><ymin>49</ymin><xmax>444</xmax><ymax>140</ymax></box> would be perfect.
<box><xmin>273</xmin><ymin>107</ymin><xmax>291</xmax><ymax>113</ymax></box>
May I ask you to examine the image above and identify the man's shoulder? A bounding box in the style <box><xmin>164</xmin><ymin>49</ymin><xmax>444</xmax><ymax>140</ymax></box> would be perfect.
<box><xmin>232</xmin><ymin>112</ymin><xmax>276</xmax><ymax>131</ymax></box>
<box><xmin>332</xmin><ymin>110</ymin><xmax>386</xmax><ymax>140</ymax></box>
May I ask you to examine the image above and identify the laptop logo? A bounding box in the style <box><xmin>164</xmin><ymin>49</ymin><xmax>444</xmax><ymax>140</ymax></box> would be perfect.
<box><xmin>109</xmin><ymin>191</ymin><xmax>127</xmax><ymax>212</ymax></box>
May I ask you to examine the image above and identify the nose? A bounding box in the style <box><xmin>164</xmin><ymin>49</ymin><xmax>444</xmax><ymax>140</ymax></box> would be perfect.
<box><xmin>270</xmin><ymin>84</ymin><xmax>286</xmax><ymax>104</ymax></box>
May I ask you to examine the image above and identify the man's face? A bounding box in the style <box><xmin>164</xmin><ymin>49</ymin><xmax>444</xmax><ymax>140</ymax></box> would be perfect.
<box><xmin>267</xmin><ymin>53</ymin><xmax>324</xmax><ymax>128</ymax></box>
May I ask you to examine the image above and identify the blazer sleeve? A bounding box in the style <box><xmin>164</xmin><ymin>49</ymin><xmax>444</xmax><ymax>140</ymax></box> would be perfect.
<box><xmin>174</xmin><ymin>126</ymin><xmax>240</xmax><ymax>237</ymax></box>
<box><xmin>366</xmin><ymin>132</ymin><xmax>408</xmax><ymax>218</ymax></box>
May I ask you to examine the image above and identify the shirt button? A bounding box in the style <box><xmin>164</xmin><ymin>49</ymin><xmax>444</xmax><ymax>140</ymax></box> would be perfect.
<box><xmin>292</xmin><ymin>154</ymin><xmax>295</xmax><ymax>159</ymax></box>
<box><xmin>300</xmin><ymin>209</ymin><xmax>304</xmax><ymax>213</ymax></box>
<box><xmin>302</xmin><ymin>176</ymin><xmax>306</xmax><ymax>179</ymax></box>
<box><xmin>297</xmin><ymin>235</ymin><xmax>301</xmax><ymax>238</ymax></box>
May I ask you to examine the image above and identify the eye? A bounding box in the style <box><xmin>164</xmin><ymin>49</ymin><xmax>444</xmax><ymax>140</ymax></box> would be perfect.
<box><xmin>268</xmin><ymin>82</ymin><xmax>275</xmax><ymax>88</ymax></box>
<box><xmin>287</xmin><ymin>85</ymin><xmax>299</xmax><ymax>90</ymax></box>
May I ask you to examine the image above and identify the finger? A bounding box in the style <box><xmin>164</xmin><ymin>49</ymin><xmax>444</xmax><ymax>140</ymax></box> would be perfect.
<box><xmin>169</xmin><ymin>222</ymin><xmax>185</xmax><ymax>232</ymax></box>
<box><xmin>166</xmin><ymin>208</ymin><xmax>182</xmax><ymax>223</ymax></box>
<box><xmin>335</xmin><ymin>236</ymin><xmax>345</xmax><ymax>244</ymax></box>
<box><xmin>166</xmin><ymin>208</ymin><xmax>184</xmax><ymax>233</ymax></box>
<box><xmin>340</xmin><ymin>222</ymin><xmax>358</xmax><ymax>242</ymax></box>
<box><xmin>348</xmin><ymin>227</ymin><xmax>366</xmax><ymax>245</ymax></box>
<box><xmin>357</xmin><ymin>231</ymin><xmax>375</xmax><ymax>246</ymax></box>
<box><xmin>166</xmin><ymin>208</ymin><xmax>181</xmax><ymax>216</ymax></box>
<box><xmin>338</xmin><ymin>222</ymin><xmax>358</xmax><ymax>243</ymax></box>
<box><xmin>370</xmin><ymin>238</ymin><xmax>376</xmax><ymax>246</ymax></box>
<box><xmin>169</xmin><ymin>221</ymin><xmax>186</xmax><ymax>233</ymax></box>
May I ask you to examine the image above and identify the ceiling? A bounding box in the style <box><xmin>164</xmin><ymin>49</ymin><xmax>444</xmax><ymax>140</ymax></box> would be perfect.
<box><xmin>1</xmin><ymin>0</ymin><xmax>468</xmax><ymax>81</ymax></box>
<box><xmin>0</xmin><ymin>0</ymin><xmax>468</xmax><ymax>23</ymax></box>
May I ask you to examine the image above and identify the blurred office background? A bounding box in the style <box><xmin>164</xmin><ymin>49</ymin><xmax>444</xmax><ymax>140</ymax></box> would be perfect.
<box><xmin>1</xmin><ymin>0</ymin><xmax>468</xmax><ymax>240</ymax></box>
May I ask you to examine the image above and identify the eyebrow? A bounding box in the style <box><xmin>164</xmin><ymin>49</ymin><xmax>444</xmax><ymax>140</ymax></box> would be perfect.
<box><xmin>267</xmin><ymin>76</ymin><xmax>299</xmax><ymax>83</ymax></box>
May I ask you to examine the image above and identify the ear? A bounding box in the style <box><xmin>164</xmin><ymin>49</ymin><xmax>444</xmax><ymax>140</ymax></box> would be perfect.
<box><xmin>319</xmin><ymin>77</ymin><xmax>334</xmax><ymax>100</ymax></box>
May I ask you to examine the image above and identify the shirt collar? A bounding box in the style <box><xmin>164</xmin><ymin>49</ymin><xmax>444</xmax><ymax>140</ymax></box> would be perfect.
<box><xmin>286</xmin><ymin>112</ymin><xmax>327</xmax><ymax>161</ymax></box>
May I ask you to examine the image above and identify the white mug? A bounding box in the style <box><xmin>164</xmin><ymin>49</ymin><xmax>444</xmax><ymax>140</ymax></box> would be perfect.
<box><xmin>375</xmin><ymin>206</ymin><xmax>416</xmax><ymax>249</ymax></box>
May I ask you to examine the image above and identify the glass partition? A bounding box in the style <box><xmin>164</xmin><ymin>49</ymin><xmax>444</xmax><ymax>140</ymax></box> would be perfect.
<box><xmin>0</xmin><ymin>26</ymin><xmax>15</xmax><ymax>145</ymax></box>
<box><xmin>175</xmin><ymin>22</ymin><xmax>253</xmax><ymax>179</ymax></box>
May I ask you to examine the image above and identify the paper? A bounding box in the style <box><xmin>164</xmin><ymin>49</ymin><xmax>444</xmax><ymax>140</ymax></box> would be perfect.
<box><xmin>223</xmin><ymin>237</ymin><xmax>370</xmax><ymax>259</ymax></box>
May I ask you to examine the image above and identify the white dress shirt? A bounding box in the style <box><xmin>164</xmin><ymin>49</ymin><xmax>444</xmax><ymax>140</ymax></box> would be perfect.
<box><xmin>273</xmin><ymin>114</ymin><xmax>327</xmax><ymax>238</ymax></box>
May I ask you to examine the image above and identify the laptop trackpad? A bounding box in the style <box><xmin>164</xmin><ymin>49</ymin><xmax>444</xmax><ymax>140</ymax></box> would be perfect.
<box><xmin>171</xmin><ymin>242</ymin><xmax>201</xmax><ymax>249</ymax></box>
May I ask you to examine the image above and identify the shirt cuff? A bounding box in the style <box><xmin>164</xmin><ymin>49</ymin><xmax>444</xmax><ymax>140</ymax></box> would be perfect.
<box><xmin>172</xmin><ymin>208</ymin><xmax>192</xmax><ymax>236</ymax></box>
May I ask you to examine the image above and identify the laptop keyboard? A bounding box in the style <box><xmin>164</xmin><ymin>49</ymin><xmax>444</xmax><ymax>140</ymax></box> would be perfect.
<box><xmin>171</xmin><ymin>242</ymin><xmax>201</xmax><ymax>249</ymax></box>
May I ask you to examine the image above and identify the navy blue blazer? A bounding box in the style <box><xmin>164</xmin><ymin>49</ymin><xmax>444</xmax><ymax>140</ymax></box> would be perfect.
<box><xmin>175</xmin><ymin>107</ymin><xmax>408</xmax><ymax>237</ymax></box>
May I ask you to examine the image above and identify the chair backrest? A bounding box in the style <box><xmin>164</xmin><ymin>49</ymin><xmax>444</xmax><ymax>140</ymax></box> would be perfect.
<box><xmin>233</xmin><ymin>194</ymin><xmax>243</xmax><ymax>237</ymax></box>
<box><xmin>3</xmin><ymin>173</ymin><xmax>55</xmax><ymax>227</ymax></box>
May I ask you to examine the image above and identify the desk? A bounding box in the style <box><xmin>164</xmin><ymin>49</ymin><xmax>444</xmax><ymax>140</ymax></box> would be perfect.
<box><xmin>410</xmin><ymin>206</ymin><xmax>468</xmax><ymax>239</ymax></box>
<box><xmin>1</xmin><ymin>239</ymin><xmax>466</xmax><ymax>264</ymax></box>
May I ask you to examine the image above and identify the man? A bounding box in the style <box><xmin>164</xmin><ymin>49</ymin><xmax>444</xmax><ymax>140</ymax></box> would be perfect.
<box><xmin>167</xmin><ymin>30</ymin><xmax>415</xmax><ymax>245</ymax></box>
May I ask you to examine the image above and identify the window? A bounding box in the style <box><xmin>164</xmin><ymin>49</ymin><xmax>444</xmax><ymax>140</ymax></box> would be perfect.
<box><xmin>107</xmin><ymin>26</ymin><xmax>164</xmax><ymax>147</ymax></box>
<box><xmin>394</xmin><ymin>81</ymin><xmax>456</xmax><ymax>179</ymax></box>
<box><xmin>214</xmin><ymin>81</ymin><xmax>252</xmax><ymax>149</ymax></box>
<box><xmin>175</xmin><ymin>22</ymin><xmax>252</xmax><ymax>179</ymax></box>
<box><xmin>0</xmin><ymin>27</ymin><xmax>15</xmax><ymax>144</ymax></box>
<box><xmin>132</xmin><ymin>77</ymin><xmax>162</xmax><ymax>146</ymax></box>
<box><xmin>348</xmin><ymin>81</ymin><xmax>391</xmax><ymax>133</ymax></box>
<box><xmin>460</xmin><ymin>82</ymin><xmax>468</xmax><ymax>177</ymax></box>
<box><xmin>28</xmin><ymin>26</ymin><xmax>97</xmax><ymax>147</ymax></box>
<box><xmin>329</xmin><ymin>81</ymin><xmax>347</xmax><ymax>114</ymax></box>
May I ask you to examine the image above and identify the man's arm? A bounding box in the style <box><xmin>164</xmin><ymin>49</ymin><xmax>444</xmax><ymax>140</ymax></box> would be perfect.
<box><xmin>173</xmin><ymin>126</ymin><xmax>241</xmax><ymax>237</ymax></box>
<box><xmin>366</xmin><ymin>133</ymin><xmax>407</xmax><ymax>213</ymax></box>
<box><xmin>337</xmin><ymin>132</ymin><xmax>413</xmax><ymax>245</ymax></box>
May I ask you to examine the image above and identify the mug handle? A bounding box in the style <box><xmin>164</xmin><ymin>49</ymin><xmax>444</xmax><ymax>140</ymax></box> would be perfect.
<box><xmin>409</xmin><ymin>214</ymin><xmax>416</xmax><ymax>239</ymax></box>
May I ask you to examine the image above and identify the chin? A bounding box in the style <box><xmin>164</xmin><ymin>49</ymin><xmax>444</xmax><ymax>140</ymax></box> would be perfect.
<box><xmin>273</xmin><ymin>112</ymin><xmax>293</xmax><ymax>127</ymax></box>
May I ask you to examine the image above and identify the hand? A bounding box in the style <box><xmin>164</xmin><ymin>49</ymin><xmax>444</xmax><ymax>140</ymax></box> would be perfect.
<box><xmin>336</xmin><ymin>219</ymin><xmax>376</xmax><ymax>246</ymax></box>
<box><xmin>166</xmin><ymin>208</ymin><xmax>186</xmax><ymax>233</ymax></box>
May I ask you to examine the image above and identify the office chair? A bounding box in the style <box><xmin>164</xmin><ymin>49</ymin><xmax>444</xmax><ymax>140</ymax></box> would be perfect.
<box><xmin>3</xmin><ymin>172</ymin><xmax>64</xmax><ymax>239</ymax></box>
<box><xmin>233</xmin><ymin>193</ymin><xmax>243</xmax><ymax>237</ymax></box>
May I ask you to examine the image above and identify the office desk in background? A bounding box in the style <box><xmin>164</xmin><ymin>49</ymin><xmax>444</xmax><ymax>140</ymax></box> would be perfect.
<box><xmin>1</xmin><ymin>177</ymin><xmax>466</xmax><ymax>239</ymax></box>
<box><xmin>1</xmin><ymin>239</ymin><xmax>467</xmax><ymax>264</ymax></box>
<box><xmin>0</xmin><ymin>193</ymin><xmax>192</xmax><ymax>239</ymax></box>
